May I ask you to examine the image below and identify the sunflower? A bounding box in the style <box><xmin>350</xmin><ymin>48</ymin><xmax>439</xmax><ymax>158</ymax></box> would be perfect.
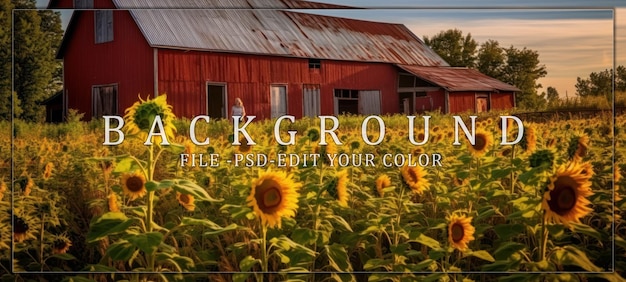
<box><xmin>13</xmin><ymin>216</ymin><xmax>36</xmax><ymax>243</ymax></box>
<box><xmin>519</xmin><ymin>125</ymin><xmax>536</xmax><ymax>154</ymax></box>
<box><xmin>247</xmin><ymin>170</ymin><xmax>301</xmax><ymax>229</ymax></box>
<box><xmin>108</xmin><ymin>193</ymin><xmax>120</xmax><ymax>212</ymax></box>
<box><xmin>237</xmin><ymin>137</ymin><xmax>253</xmax><ymax>153</ymax></box>
<box><xmin>176</xmin><ymin>192</ymin><xmax>195</xmax><ymax>211</ymax></box>
<box><xmin>43</xmin><ymin>162</ymin><xmax>54</xmax><ymax>180</ymax></box>
<box><xmin>615</xmin><ymin>164</ymin><xmax>622</xmax><ymax>184</ymax></box>
<box><xmin>566</xmin><ymin>134</ymin><xmax>589</xmax><ymax>162</ymax></box>
<box><xmin>124</xmin><ymin>94</ymin><xmax>177</xmax><ymax>143</ymax></box>
<box><xmin>578</xmin><ymin>161</ymin><xmax>594</xmax><ymax>178</ymax></box>
<box><xmin>447</xmin><ymin>214</ymin><xmax>475</xmax><ymax>251</ymax></box>
<box><xmin>375</xmin><ymin>174</ymin><xmax>391</xmax><ymax>197</ymax></box>
<box><xmin>183</xmin><ymin>139</ymin><xmax>195</xmax><ymax>155</ymax></box>
<box><xmin>22</xmin><ymin>177</ymin><xmax>34</xmax><ymax>196</ymax></box>
<box><xmin>0</xmin><ymin>181</ymin><xmax>6</xmax><ymax>201</ymax></box>
<box><xmin>467</xmin><ymin>130</ymin><xmax>493</xmax><ymax>157</ymax></box>
<box><xmin>542</xmin><ymin>162</ymin><xmax>594</xmax><ymax>226</ymax></box>
<box><xmin>401</xmin><ymin>165</ymin><xmax>429</xmax><ymax>194</ymax></box>
<box><xmin>327</xmin><ymin>171</ymin><xmax>349</xmax><ymax>207</ymax></box>
<box><xmin>51</xmin><ymin>235</ymin><xmax>72</xmax><ymax>254</ymax></box>
<box><xmin>121</xmin><ymin>171</ymin><xmax>147</xmax><ymax>201</ymax></box>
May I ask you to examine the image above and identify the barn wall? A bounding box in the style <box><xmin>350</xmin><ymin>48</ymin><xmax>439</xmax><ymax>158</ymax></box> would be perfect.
<box><xmin>491</xmin><ymin>92</ymin><xmax>515</xmax><ymax>110</ymax></box>
<box><xmin>449</xmin><ymin>92</ymin><xmax>476</xmax><ymax>114</ymax></box>
<box><xmin>49</xmin><ymin>0</ymin><xmax>116</xmax><ymax>8</ymax></box>
<box><xmin>63</xmin><ymin>10</ymin><xmax>154</xmax><ymax>119</ymax></box>
<box><xmin>157</xmin><ymin>50</ymin><xmax>399</xmax><ymax>119</ymax></box>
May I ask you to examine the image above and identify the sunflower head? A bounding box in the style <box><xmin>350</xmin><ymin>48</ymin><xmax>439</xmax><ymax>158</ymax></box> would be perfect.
<box><xmin>43</xmin><ymin>162</ymin><xmax>54</xmax><ymax>180</ymax></box>
<box><xmin>51</xmin><ymin>235</ymin><xmax>72</xmax><ymax>254</ymax></box>
<box><xmin>542</xmin><ymin>162</ymin><xmax>594</xmax><ymax>227</ymax></box>
<box><xmin>247</xmin><ymin>170</ymin><xmax>301</xmax><ymax>229</ymax></box>
<box><xmin>108</xmin><ymin>193</ymin><xmax>120</xmax><ymax>212</ymax></box>
<box><xmin>326</xmin><ymin>171</ymin><xmax>349</xmax><ymax>207</ymax></box>
<box><xmin>401</xmin><ymin>165</ymin><xmax>429</xmax><ymax>194</ymax></box>
<box><xmin>176</xmin><ymin>192</ymin><xmax>195</xmax><ymax>211</ymax></box>
<box><xmin>13</xmin><ymin>216</ymin><xmax>36</xmax><ymax>243</ymax></box>
<box><xmin>124</xmin><ymin>94</ymin><xmax>177</xmax><ymax>143</ymax></box>
<box><xmin>519</xmin><ymin>125</ymin><xmax>536</xmax><ymax>154</ymax></box>
<box><xmin>447</xmin><ymin>214</ymin><xmax>475</xmax><ymax>251</ymax></box>
<box><xmin>121</xmin><ymin>171</ymin><xmax>147</xmax><ymax>201</ymax></box>
<box><xmin>467</xmin><ymin>130</ymin><xmax>493</xmax><ymax>157</ymax></box>
<box><xmin>567</xmin><ymin>134</ymin><xmax>589</xmax><ymax>162</ymax></box>
<box><xmin>375</xmin><ymin>174</ymin><xmax>391</xmax><ymax>197</ymax></box>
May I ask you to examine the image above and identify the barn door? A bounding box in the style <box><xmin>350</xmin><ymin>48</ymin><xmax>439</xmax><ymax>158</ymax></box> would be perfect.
<box><xmin>207</xmin><ymin>83</ymin><xmax>226</xmax><ymax>119</ymax></box>
<box><xmin>303</xmin><ymin>84</ymin><xmax>320</xmax><ymax>117</ymax></box>
<box><xmin>271</xmin><ymin>85</ymin><xmax>287</xmax><ymax>118</ymax></box>
<box><xmin>358</xmin><ymin>90</ymin><xmax>381</xmax><ymax>115</ymax></box>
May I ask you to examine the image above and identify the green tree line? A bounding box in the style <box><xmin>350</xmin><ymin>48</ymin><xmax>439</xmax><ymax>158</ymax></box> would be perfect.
<box><xmin>423</xmin><ymin>29</ymin><xmax>548</xmax><ymax>109</ymax></box>
<box><xmin>575</xmin><ymin>65</ymin><xmax>626</xmax><ymax>98</ymax></box>
<box><xmin>0</xmin><ymin>0</ymin><xmax>63</xmax><ymax>121</ymax></box>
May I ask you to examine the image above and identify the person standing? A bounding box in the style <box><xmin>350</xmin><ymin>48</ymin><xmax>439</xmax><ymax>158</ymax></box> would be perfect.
<box><xmin>231</xmin><ymin>98</ymin><xmax>246</xmax><ymax>122</ymax></box>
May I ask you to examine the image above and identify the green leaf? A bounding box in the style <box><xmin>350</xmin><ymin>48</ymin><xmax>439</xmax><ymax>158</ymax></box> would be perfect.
<box><xmin>467</xmin><ymin>250</ymin><xmax>495</xmax><ymax>262</ymax></box>
<box><xmin>615</xmin><ymin>235</ymin><xmax>626</xmax><ymax>250</ymax></box>
<box><xmin>554</xmin><ymin>246</ymin><xmax>602</xmax><ymax>272</ymax></box>
<box><xmin>106</xmin><ymin>240</ymin><xmax>136</xmax><ymax>261</ymax></box>
<box><xmin>493</xmin><ymin>242</ymin><xmax>526</xmax><ymax>261</ymax></box>
<box><xmin>87</xmin><ymin>212</ymin><xmax>135</xmax><ymax>242</ymax></box>
<box><xmin>169</xmin><ymin>179</ymin><xmax>222</xmax><ymax>202</ymax></box>
<box><xmin>203</xmin><ymin>224</ymin><xmax>238</xmax><ymax>236</ymax></box>
<box><xmin>291</xmin><ymin>228</ymin><xmax>317</xmax><ymax>245</ymax></box>
<box><xmin>498</xmin><ymin>274</ymin><xmax>541</xmax><ymax>282</ymax></box>
<box><xmin>408</xmin><ymin>232</ymin><xmax>441</xmax><ymax>250</ymax></box>
<box><xmin>491</xmin><ymin>168</ymin><xmax>512</xmax><ymax>180</ymax></box>
<box><xmin>48</xmin><ymin>253</ymin><xmax>76</xmax><ymax>261</ymax></box>
<box><xmin>325</xmin><ymin>244</ymin><xmax>352</xmax><ymax>272</ymax></box>
<box><xmin>61</xmin><ymin>277</ymin><xmax>97</xmax><ymax>282</ymax></box>
<box><xmin>239</xmin><ymin>255</ymin><xmax>260</xmax><ymax>272</ymax></box>
<box><xmin>421</xmin><ymin>273</ymin><xmax>446</xmax><ymax>282</ymax></box>
<box><xmin>493</xmin><ymin>224</ymin><xmax>524</xmax><ymax>241</ymax></box>
<box><xmin>113</xmin><ymin>157</ymin><xmax>135</xmax><ymax>173</ymax></box>
<box><xmin>363</xmin><ymin>258</ymin><xmax>392</xmax><ymax>271</ymax></box>
<box><xmin>126</xmin><ymin>232</ymin><xmax>163</xmax><ymax>255</ymax></box>
<box><xmin>181</xmin><ymin>217</ymin><xmax>222</xmax><ymax>229</ymax></box>
<box><xmin>569</xmin><ymin>222</ymin><xmax>605</xmax><ymax>241</ymax></box>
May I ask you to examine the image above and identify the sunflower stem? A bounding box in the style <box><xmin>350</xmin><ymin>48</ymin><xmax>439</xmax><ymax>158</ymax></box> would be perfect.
<box><xmin>146</xmin><ymin>145</ymin><xmax>156</xmax><ymax>272</ymax></box>
<box><xmin>510</xmin><ymin>144</ymin><xmax>516</xmax><ymax>194</ymax></box>
<box><xmin>539</xmin><ymin>213</ymin><xmax>547</xmax><ymax>262</ymax></box>
<box><xmin>40</xmin><ymin>213</ymin><xmax>45</xmax><ymax>272</ymax></box>
<box><xmin>261</xmin><ymin>222</ymin><xmax>268</xmax><ymax>279</ymax></box>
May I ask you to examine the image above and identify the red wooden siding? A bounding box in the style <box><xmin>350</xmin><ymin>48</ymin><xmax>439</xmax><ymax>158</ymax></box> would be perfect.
<box><xmin>449</xmin><ymin>92</ymin><xmax>476</xmax><ymax>114</ymax></box>
<box><xmin>49</xmin><ymin>0</ymin><xmax>116</xmax><ymax>8</ymax></box>
<box><xmin>157</xmin><ymin>50</ymin><xmax>399</xmax><ymax>119</ymax></box>
<box><xmin>491</xmin><ymin>93</ymin><xmax>515</xmax><ymax>110</ymax></box>
<box><xmin>63</xmin><ymin>10</ymin><xmax>154</xmax><ymax>119</ymax></box>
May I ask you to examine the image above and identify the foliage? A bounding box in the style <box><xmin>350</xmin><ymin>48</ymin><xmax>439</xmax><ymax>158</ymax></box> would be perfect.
<box><xmin>5</xmin><ymin>102</ymin><xmax>624</xmax><ymax>281</ymax></box>
<box><xmin>423</xmin><ymin>28</ymin><xmax>477</xmax><ymax>68</ymax></box>
<box><xmin>576</xmin><ymin>66</ymin><xmax>626</xmax><ymax>98</ymax></box>
<box><xmin>1</xmin><ymin>0</ymin><xmax>63</xmax><ymax>121</ymax></box>
<box><xmin>424</xmin><ymin>29</ymin><xmax>547</xmax><ymax>110</ymax></box>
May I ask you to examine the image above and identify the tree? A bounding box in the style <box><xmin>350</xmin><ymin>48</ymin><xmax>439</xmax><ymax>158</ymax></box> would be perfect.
<box><xmin>0</xmin><ymin>0</ymin><xmax>62</xmax><ymax>121</ymax></box>
<box><xmin>500</xmin><ymin>46</ymin><xmax>547</xmax><ymax>109</ymax></box>
<box><xmin>476</xmin><ymin>39</ymin><xmax>505</xmax><ymax>79</ymax></box>
<box><xmin>545</xmin><ymin>86</ymin><xmax>559</xmax><ymax>106</ymax></box>
<box><xmin>423</xmin><ymin>29</ymin><xmax>477</xmax><ymax>67</ymax></box>
<box><xmin>575</xmin><ymin>69</ymin><xmax>612</xmax><ymax>98</ymax></box>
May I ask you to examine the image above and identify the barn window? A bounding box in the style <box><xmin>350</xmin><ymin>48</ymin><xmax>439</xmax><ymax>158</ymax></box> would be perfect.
<box><xmin>476</xmin><ymin>93</ymin><xmax>490</xmax><ymax>113</ymax></box>
<box><xmin>95</xmin><ymin>10</ymin><xmax>113</xmax><ymax>43</ymax></box>
<box><xmin>92</xmin><ymin>84</ymin><xmax>118</xmax><ymax>118</ymax></box>
<box><xmin>308</xmin><ymin>59</ymin><xmax>321</xmax><ymax>69</ymax></box>
<box><xmin>303</xmin><ymin>84</ymin><xmax>320</xmax><ymax>117</ymax></box>
<box><xmin>74</xmin><ymin>0</ymin><xmax>93</xmax><ymax>8</ymax></box>
<box><xmin>271</xmin><ymin>85</ymin><xmax>288</xmax><ymax>118</ymax></box>
<box><xmin>334</xmin><ymin>89</ymin><xmax>380</xmax><ymax>115</ymax></box>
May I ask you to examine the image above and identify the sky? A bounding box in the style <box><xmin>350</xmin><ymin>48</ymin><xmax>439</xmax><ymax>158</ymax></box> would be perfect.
<box><xmin>35</xmin><ymin>0</ymin><xmax>625</xmax><ymax>98</ymax></box>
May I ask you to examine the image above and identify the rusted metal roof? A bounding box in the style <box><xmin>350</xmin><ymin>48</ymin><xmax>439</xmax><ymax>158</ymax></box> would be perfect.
<box><xmin>397</xmin><ymin>64</ymin><xmax>520</xmax><ymax>92</ymax></box>
<box><xmin>111</xmin><ymin>0</ymin><xmax>351</xmax><ymax>9</ymax></box>
<box><xmin>126</xmin><ymin>9</ymin><xmax>448</xmax><ymax>66</ymax></box>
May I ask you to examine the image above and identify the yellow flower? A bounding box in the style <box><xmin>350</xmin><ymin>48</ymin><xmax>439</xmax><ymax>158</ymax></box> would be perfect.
<box><xmin>567</xmin><ymin>134</ymin><xmax>589</xmax><ymax>162</ymax></box>
<box><xmin>52</xmin><ymin>235</ymin><xmax>72</xmax><ymax>254</ymax></box>
<box><xmin>247</xmin><ymin>170</ymin><xmax>301</xmax><ymax>229</ymax></box>
<box><xmin>124</xmin><ymin>94</ymin><xmax>177</xmax><ymax>143</ymax></box>
<box><xmin>520</xmin><ymin>125</ymin><xmax>537</xmax><ymax>154</ymax></box>
<box><xmin>0</xmin><ymin>181</ymin><xmax>6</xmax><ymax>201</ymax></box>
<box><xmin>327</xmin><ymin>171</ymin><xmax>349</xmax><ymax>206</ymax></box>
<box><xmin>447</xmin><ymin>214</ymin><xmax>475</xmax><ymax>251</ymax></box>
<box><xmin>43</xmin><ymin>162</ymin><xmax>54</xmax><ymax>180</ymax></box>
<box><xmin>183</xmin><ymin>139</ymin><xmax>195</xmax><ymax>155</ymax></box>
<box><xmin>615</xmin><ymin>164</ymin><xmax>622</xmax><ymax>184</ymax></box>
<box><xmin>375</xmin><ymin>174</ymin><xmax>391</xmax><ymax>197</ymax></box>
<box><xmin>121</xmin><ymin>171</ymin><xmax>147</xmax><ymax>201</ymax></box>
<box><xmin>542</xmin><ymin>162</ymin><xmax>593</xmax><ymax>227</ymax></box>
<box><xmin>401</xmin><ymin>165</ymin><xmax>429</xmax><ymax>194</ymax></box>
<box><xmin>237</xmin><ymin>137</ymin><xmax>253</xmax><ymax>153</ymax></box>
<box><xmin>108</xmin><ymin>193</ymin><xmax>120</xmax><ymax>212</ymax></box>
<box><xmin>13</xmin><ymin>216</ymin><xmax>36</xmax><ymax>243</ymax></box>
<box><xmin>176</xmin><ymin>192</ymin><xmax>195</xmax><ymax>211</ymax></box>
<box><xmin>467</xmin><ymin>130</ymin><xmax>493</xmax><ymax>157</ymax></box>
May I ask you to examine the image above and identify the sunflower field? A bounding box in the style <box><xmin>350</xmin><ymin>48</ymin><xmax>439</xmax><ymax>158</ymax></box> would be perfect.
<box><xmin>2</xmin><ymin>95</ymin><xmax>625</xmax><ymax>282</ymax></box>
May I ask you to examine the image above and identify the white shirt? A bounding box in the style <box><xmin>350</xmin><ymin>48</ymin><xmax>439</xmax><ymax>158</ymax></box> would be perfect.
<box><xmin>231</xmin><ymin>105</ymin><xmax>245</xmax><ymax>118</ymax></box>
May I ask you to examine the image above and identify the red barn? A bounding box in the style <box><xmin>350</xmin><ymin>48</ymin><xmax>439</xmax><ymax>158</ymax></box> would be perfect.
<box><xmin>50</xmin><ymin>0</ymin><xmax>519</xmax><ymax>121</ymax></box>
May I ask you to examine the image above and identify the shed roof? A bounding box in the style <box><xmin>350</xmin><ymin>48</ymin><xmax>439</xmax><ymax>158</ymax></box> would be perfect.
<box><xmin>111</xmin><ymin>0</ymin><xmax>351</xmax><ymax>9</ymax></box>
<box><xmin>397</xmin><ymin>64</ymin><xmax>520</xmax><ymax>92</ymax></box>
